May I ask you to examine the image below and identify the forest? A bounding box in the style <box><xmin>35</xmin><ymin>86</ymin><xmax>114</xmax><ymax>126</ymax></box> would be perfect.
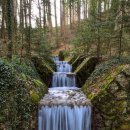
<box><xmin>0</xmin><ymin>0</ymin><xmax>130</xmax><ymax>130</ymax></box>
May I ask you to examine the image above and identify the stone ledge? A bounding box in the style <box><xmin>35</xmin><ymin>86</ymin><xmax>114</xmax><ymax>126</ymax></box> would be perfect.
<box><xmin>39</xmin><ymin>88</ymin><xmax>91</xmax><ymax>107</ymax></box>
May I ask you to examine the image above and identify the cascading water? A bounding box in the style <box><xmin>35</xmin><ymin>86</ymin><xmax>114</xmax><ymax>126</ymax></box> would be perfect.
<box><xmin>38</xmin><ymin>56</ymin><xmax>92</xmax><ymax>130</ymax></box>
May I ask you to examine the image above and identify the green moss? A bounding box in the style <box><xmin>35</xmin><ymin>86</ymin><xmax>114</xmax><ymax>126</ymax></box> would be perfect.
<box><xmin>71</xmin><ymin>55</ymin><xmax>80</xmax><ymax>65</ymax></box>
<box><xmin>33</xmin><ymin>79</ymin><xmax>44</xmax><ymax>87</ymax></box>
<box><xmin>21</xmin><ymin>73</ymin><xmax>28</xmax><ymax>80</ymax></box>
<box><xmin>75</xmin><ymin>57</ymin><xmax>99</xmax><ymax>87</ymax></box>
<box><xmin>0</xmin><ymin>57</ymin><xmax>48</xmax><ymax>129</ymax></box>
<box><xmin>82</xmin><ymin>62</ymin><xmax>130</xmax><ymax>129</ymax></box>
<box><xmin>42</xmin><ymin>59</ymin><xmax>54</xmax><ymax>73</ymax></box>
<box><xmin>31</xmin><ymin>56</ymin><xmax>55</xmax><ymax>86</ymax></box>
<box><xmin>74</xmin><ymin>58</ymin><xmax>90</xmax><ymax>73</ymax></box>
<box><xmin>30</xmin><ymin>91</ymin><xmax>40</xmax><ymax>103</ymax></box>
<box><xmin>83</xmin><ymin>65</ymin><xmax>125</xmax><ymax>100</ymax></box>
<box><xmin>71</xmin><ymin>55</ymin><xmax>87</xmax><ymax>71</ymax></box>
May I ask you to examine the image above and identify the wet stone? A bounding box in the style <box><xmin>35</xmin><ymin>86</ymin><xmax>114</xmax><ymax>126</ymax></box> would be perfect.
<box><xmin>39</xmin><ymin>88</ymin><xmax>91</xmax><ymax>107</ymax></box>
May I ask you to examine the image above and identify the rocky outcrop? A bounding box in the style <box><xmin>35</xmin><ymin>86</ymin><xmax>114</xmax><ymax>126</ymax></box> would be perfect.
<box><xmin>31</xmin><ymin>56</ymin><xmax>56</xmax><ymax>87</ymax></box>
<box><xmin>74</xmin><ymin>57</ymin><xmax>99</xmax><ymax>87</ymax></box>
<box><xmin>83</xmin><ymin>63</ymin><xmax>130</xmax><ymax>130</ymax></box>
<box><xmin>0</xmin><ymin>58</ymin><xmax>48</xmax><ymax>130</ymax></box>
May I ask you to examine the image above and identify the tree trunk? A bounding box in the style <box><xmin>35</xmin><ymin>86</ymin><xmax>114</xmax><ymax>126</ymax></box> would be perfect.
<box><xmin>77</xmin><ymin>0</ymin><xmax>81</xmax><ymax>24</ymax></box>
<box><xmin>20</xmin><ymin>0</ymin><xmax>24</xmax><ymax>63</ymax></box>
<box><xmin>47</xmin><ymin>0</ymin><xmax>52</xmax><ymax>32</ymax></box>
<box><xmin>43</xmin><ymin>0</ymin><xmax>46</xmax><ymax>30</ymax></box>
<box><xmin>54</xmin><ymin>0</ymin><xmax>58</xmax><ymax>46</ymax></box>
<box><xmin>6</xmin><ymin>0</ymin><xmax>14</xmax><ymax>59</ymax></box>
<box><xmin>69</xmin><ymin>0</ymin><xmax>72</xmax><ymax>28</ymax></box>
<box><xmin>38</xmin><ymin>0</ymin><xmax>42</xmax><ymax>27</ymax></box>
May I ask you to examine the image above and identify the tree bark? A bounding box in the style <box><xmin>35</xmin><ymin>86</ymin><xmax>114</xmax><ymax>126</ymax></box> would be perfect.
<box><xmin>54</xmin><ymin>0</ymin><xmax>58</xmax><ymax>46</ymax></box>
<box><xmin>6</xmin><ymin>0</ymin><xmax>14</xmax><ymax>59</ymax></box>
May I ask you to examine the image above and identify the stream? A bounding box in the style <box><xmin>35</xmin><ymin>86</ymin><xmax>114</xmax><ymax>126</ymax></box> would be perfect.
<box><xmin>38</xmin><ymin>56</ymin><xmax>92</xmax><ymax>130</ymax></box>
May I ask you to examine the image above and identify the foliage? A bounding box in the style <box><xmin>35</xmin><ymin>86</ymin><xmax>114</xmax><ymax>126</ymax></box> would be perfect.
<box><xmin>0</xmin><ymin>58</ymin><xmax>47</xmax><ymax>130</ymax></box>
<box><xmin>82</xmin><ymin>56</ymin><xmax>130</xmax><ymax>100</ymax></box>
<box><xmin>32</xmin><ymin>28</ymin><xmax>51</xmax><ymax>59</ymax></box>
<box><xmin>87</xmin><ymin>57</ymin><xmax>130</xmax><ymax>81</ymax></box>
<box><xmin>72</xmin><ymin>0</ymin><xmax>130</xmax><ymax>58</ymax></box>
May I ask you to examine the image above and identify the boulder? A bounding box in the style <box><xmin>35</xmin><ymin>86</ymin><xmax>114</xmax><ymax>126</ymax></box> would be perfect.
<box><xmin>83</xmin><ymin>63</ymin><xmax>130</xmax><ymax>130</ymax></box>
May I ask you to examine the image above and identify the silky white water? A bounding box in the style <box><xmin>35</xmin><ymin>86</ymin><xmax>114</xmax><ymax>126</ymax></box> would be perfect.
<box><xmin>38</xmin><ymin>56</ymin><xmax>92</xmax><ymax>130</ymax></box>
<box><xmin>39</xmin><ymin>106</ymin><xmax>91</xmax><ymax>130</ymax></box>
<box><xmin>52</xmin><ymin>56</ymin><xmax>75</xmax><ymax>87</ymax></box>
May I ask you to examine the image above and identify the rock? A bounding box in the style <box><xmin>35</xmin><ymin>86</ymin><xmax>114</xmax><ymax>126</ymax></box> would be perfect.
<box><xmin>75</xmin><ymin>57</ymin><xmax>99</xmax><ymax>87</ymax></box>
<box><xmin>108</xmin><ymin>83</ymin><xmax>119</xmax><ymax>93</ymax></box>
<box><xmin>123</xmin><ymin>65</ymin><xmax>130</xmax><ymax>76</ymax></box>
<box><xmin>115</xmin><ymin>90</ymin><xmax>127</xmax><ymax>99</ymax></box>
<box><xmin>39</xmin><ymin>88</ymin><xmax>91</xmax><ymax>107</ymax></box>
<box><xmin>83</xmin><ymin>64</ymin><xmax>130</xmax><ymax>130</ymax></box>
<box><xmin>31</xmin><ymin>56</ymin><xmax>56</xmax><ymax>87</ymax></box>
<box><xmin>116</xmin><ymin>74</ymin><xmax>129</xmax><ymax>89</ymax></box>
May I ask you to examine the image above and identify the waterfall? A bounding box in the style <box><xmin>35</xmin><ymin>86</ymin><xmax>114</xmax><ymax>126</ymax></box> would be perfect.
<box><xmin>52</xmin><ymin>56</ymin><xmax>75</xmax><ymax>88</ymax></box>
<box><xmin>52</xmin><ymin>72</ymin><xmax>76</xmax><ymax>87</ymax></box>
<box><xmin>39</xmin><ymin>106</ymin><xmax>91</xmax><ymax>130</ymax></box>
<box><xmin>38</xmin><ymin>56</ymin><xmax>92</xmax><ymax>130</ymax></box>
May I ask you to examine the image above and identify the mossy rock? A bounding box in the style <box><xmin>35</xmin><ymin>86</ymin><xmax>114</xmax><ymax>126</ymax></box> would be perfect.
<box><xmin>69</xmin><ymin>55</ymin><xmax>79</xmax><ymax>64</ymax></box>
<box><xmin>83</xmin><ymin>65</ymin><xmax>124</xmax><ymax>100</ymax></box>
<box><xmin>0</xmin><ymin>57</ymin><xmax>49</xmax><ymax>130</ymax></box>
<box><xmin>31</xmin><ymin>56</ymin><xmax>55</xmax><ymax>87</ymax></box>
<box><xmin>19</xmin><ymin>73</ymin><xmax>48</xmax><ymax>99</ymax></box>
<box><xmin>75</xmin><ymin>57</ymin><xmax>99</xmax><ymax>87</ymax></box>
<box><xmin>82</xmin><ymin>63</ymin><xmax>130</xmax><ymax>130</ymax></box>
<box><xmin>33</xmin><ymin>79</ymin><xmax>48</xmax><ymax>97</ymax></box>
<box><xmin>71</xmin><ymin>55</ymin><xmax>90</xmax><ymax>71</ymax></box>
<box><xmin>30</xmin><ymin>90</ymin><xmax>40</xmax><ymax>103</ymax></box>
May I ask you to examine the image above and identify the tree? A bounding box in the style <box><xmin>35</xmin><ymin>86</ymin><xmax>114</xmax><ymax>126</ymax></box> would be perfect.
<box><xmin>54</xmin><ymin>0</ymin><xmax>59</xmax><ymax>46</ymax></box>
<box><xmin>6</xmin><ymin>0</ymin><xmax>14</xmax><ymax>59</ymax></box>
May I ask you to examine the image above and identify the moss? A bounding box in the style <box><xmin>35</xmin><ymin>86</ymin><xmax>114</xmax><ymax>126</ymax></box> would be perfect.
<box><xmin>83</xmin><ymin>65</ymin><xmax>125</xmax><ymax>100</ymax></box>
<box><xmin>21</xmin><ymin>73</ymin><xmax>28</xmax><ymax>80</ymax></box>
<box><xmin>42</xmin><ymin>59</ymin><xmax>55</xmax><ymax>73</ymax></box>
<box><xmin>71</xmin><ymin>55</ymin><xmax>80</xmax><ymax>65</ymax></box>
<box><xmin>31</xmin><ymin>56</ymin><xmax>55</xmax><ymax>87</ymax></box>
<box><xmin>68</xmin><ymin>55</ymin><xmax>79</xmax><ymax>64</ymax></box>
<box><xmin>30</xmin><ymin>91</ymin><xmax>40</xmax><ymax>103</ymax></box>
<box><xmin>71</xmin><ymin>55</ymin><xmax>87</xmax><ymax>71</ymax></box>
<box><xmin>33</xmin><ymin>79</ymin><xmax>48</xmax><ymax>98</ymax></box>
<box><xmin>75</xmin><ymin>57</ymin><xmax>99</xmax><ymax>87</ymax></box>
<box><xmin>33</xmin><ymin>79</ymin><xmax>44</xmax><ymax>87</ymax></box>
<box><xmin>0</xmin><ymin>57</ymin><xmax>48</xmax><ymax>130</ymax></box>
<box><xmin>74</xmin><ymin>58</ymin><xmax>90</xmax><ymax>73</ymax></box>
<box><xmin>83</xmin><ymin>62</ymin><xmax>130</xmax><ymax>129</ymax></box>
